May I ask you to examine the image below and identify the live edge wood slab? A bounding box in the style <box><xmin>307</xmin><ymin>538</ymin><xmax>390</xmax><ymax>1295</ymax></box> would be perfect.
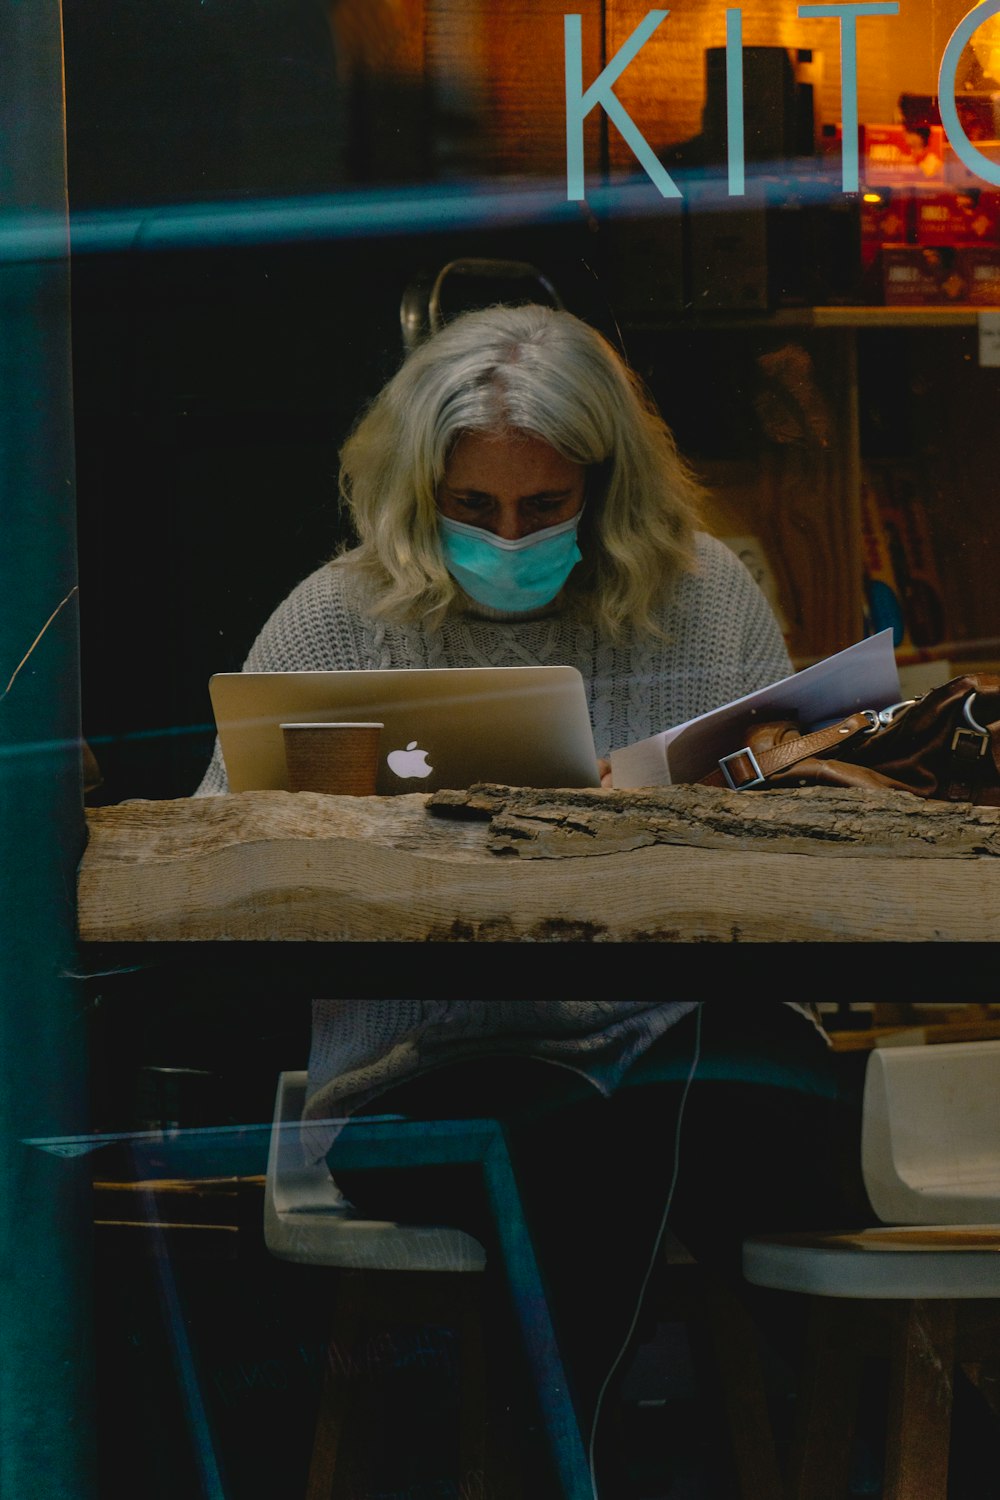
<box><xmin>76</xmin><ymin>784</ymin><xmax>1000</xmax><ymax>944</ymax></box>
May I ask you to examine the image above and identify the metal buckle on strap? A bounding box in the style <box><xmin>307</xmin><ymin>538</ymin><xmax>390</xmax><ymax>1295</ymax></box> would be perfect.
<box><xmin>718</xmin><ymin>747</ymin><xmax>765</xmax><ymax>791</ymax></box>
<box><xmin>952</xmin><ymin>692</ymin><xmax>990</xmax><ymax>758</ymax></box>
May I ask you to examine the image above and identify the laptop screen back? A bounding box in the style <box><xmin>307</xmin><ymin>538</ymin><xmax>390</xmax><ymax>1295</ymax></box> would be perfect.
<box><xmin>208</xmin><ymin>666</ymin><xmax>601</xmax><ymax>794</ymax></box>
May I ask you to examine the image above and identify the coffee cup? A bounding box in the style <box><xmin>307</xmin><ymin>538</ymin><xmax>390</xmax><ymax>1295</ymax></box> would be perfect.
<box><xmin>280</xmin><ymin>722</ymin><xmax>383</xmax><ymax>795</ymax></box>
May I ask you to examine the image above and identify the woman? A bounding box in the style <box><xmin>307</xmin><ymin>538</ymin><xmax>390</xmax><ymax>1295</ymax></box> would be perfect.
<box><xmin>193</xmin><ymin>309</ymin><xmax>841</xmax><ymax>1490</ymax></box>
<box><xmin>195</xmin><ymin>302</ymin><xmax>792</xmax><ymax>795</ymax></box>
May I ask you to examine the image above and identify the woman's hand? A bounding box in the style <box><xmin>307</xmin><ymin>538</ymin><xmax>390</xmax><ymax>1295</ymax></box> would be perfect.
<box><xmin>598</xmin><ymin>757</ymin><xmax>613</xmax><ymax>789</ymax></box>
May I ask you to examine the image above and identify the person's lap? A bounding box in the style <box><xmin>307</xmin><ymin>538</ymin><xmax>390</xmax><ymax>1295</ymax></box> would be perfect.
<box><xmin>326</xmin><ymin>1005</ymin><xmax>866</xmax><ymax>1433</ymax></box>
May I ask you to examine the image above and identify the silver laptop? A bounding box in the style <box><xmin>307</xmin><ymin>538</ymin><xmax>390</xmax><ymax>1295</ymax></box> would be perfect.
<box><xmin>208</xmin><ymin>666</ymin><xmax>602</xmax><ymax>794</ymax></box>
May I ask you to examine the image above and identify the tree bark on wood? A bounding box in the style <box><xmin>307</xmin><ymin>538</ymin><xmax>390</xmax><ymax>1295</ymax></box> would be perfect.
<box><xmin>77</xmin><ymin>785</ymin><xmax>1000</xmax><ymax>943</ymax></box>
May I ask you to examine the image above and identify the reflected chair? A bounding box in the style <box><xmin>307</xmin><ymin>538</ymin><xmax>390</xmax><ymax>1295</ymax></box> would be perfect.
<box><xmin>860</xmin><ymin>1038</ymin><xmax>1000</xmax><ymax>1225</ymax></box>
<box><xmin>743</xmin><ymin>1039</ymin><xmax>1000</xmax><ymax>1500</ymax></box>
<box><xmin>399</xmin><ymin>256</ymin><xmax>564</xmax><ymax>353</ymax></box>
<box><xmin>263</xmin><ymin>1070</ymin><xmax>591</xmax><ymax>1500</ymax></box>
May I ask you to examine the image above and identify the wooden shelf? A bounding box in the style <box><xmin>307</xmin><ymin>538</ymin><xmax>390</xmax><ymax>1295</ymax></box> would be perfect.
<box><xmin>627</xmin><ymin>305</ymin><xmax>1000</xmax><ymax>331</ymax></box>
<box><xmin>806</xmin><ymin>305</ymin><xmax>1000</xmax><ymax>328</ymax></box>
<box><xmin>829</xmin><ymin>1020</ymin><xmax>1000</xmax><ymax>1052</ymax></box>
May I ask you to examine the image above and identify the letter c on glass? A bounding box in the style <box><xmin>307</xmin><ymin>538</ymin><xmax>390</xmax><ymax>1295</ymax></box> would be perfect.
<box><xmin>940</xmin><ymin>1</ymin><xmax>1000</xmax><ymax>188</ymax></box>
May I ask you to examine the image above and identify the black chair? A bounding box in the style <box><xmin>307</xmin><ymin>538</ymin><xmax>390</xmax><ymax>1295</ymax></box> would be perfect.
<box><xmin>399</xmin><ymin>256</ymin><xmax>565</xmax><ymax>353</ymax></box>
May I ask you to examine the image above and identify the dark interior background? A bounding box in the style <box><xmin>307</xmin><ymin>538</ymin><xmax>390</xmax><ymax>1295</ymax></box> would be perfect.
<box><xmin>65</xmin><ymin>0</ymin><xmax>871</xmax><ymax>806</ymax></box>
<box><xmin>64</xmin><ymin>0</ymin><xmax>627</xmax><ymax>806</ymax></box>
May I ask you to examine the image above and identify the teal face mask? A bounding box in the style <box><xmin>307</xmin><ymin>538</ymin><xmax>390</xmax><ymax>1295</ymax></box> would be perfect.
<box><xmin>438</xmin><ymin>511</ymin><xmax>583</xmax><ymax>612</ymax></box>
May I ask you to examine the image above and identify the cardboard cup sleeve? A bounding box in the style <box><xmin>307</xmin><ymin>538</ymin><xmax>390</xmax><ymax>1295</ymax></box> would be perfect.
<box><xmin>281</xmin><ymin>722</ymin><xmax>383</xmax><ymax>795</ymax></box>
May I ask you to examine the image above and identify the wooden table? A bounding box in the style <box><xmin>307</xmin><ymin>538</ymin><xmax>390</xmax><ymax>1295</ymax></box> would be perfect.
<box><xmin>77</xmin><ymin>783</ymin><xmax>1000</xmax><ymax>945</ymax></box>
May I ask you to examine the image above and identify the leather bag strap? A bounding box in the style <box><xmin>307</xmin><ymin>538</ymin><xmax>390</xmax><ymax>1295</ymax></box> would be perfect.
<box><xmin>699</xmin><ymin>711</ymin><xmax>878</xmax><ymax>790</ymax></box>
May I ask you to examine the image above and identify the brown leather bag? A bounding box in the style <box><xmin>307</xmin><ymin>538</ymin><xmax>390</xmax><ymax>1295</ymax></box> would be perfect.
<box><xmin>699</xmin><ymin>673</ymin><xmax>1000</xmax><ymax>806</ymax></box>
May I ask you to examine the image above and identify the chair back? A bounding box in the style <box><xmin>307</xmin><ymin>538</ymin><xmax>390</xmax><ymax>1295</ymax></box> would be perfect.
<box><xmin>400</xmin><ymin>257</ymin><xmax>564</xmax><ymax>353</ymax></box>
<box><xmin>266</xmin><ymin>1070</ymin><xmax>350</xmax><ymax>1219</ymax></box>
<box><xmin>263</xmin><ymin>1070</ymin><xmax>488</xmax><ymax>1270</ymax></box>
<box><xmin>861</xmin><ymin>1039</ymin><xmax>1000</xmax><ymax>1225</ymax></box>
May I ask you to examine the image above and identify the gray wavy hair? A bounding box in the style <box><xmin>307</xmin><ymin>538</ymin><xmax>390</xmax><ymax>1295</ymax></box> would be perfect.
<box><xmin>334</xmin><ymin>302</ymin><xmax>704</xmax><ymax>639</ymax></box>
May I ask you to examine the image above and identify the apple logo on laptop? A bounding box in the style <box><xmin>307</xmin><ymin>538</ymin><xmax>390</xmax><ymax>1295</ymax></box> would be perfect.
<box><xmin>386</xmin><ymin>740</ymin><xmax>433</xmax><ymax>780</ymax></box>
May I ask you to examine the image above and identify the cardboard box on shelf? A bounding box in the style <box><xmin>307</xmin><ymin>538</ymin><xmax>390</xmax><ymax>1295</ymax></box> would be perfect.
<box><xmin>861</xmin><ymin>123</ymin><xmax>945</xmax><ymax>185</ymax></box>
<box><xmin>861</xmin><ymin>187</ymin><xmax>915</xmax><ymax>263</ymax></box>
<box><xmin>881</xmin><ymin>243</ymin><xmax>970</xmax><ymax>304</ymax></box>
<box><xmin>961</xmin><ymin>244</ymin><xmax>1000</xmax><ymax>303</ymax></box>
<box><xmin>913</xmin><ymin>186</ymin><xmax>1000</xmax><ymax>245</ymax></box>
<box><xmin>858</xmin><ymin>189</ymin><xmax>912</xmax><ymax>301</ymax></box>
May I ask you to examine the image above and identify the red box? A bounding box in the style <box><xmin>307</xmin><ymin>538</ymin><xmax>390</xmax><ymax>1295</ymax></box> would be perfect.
<box><xmin>861</xmin><ymin>187</ymin><xmax>915</xmax><ymax>268</ymax></box>
<box><xmin>913</xmin><ymin>187</ymin><xmax>1000</xmax><ymax>245</ymax></box>
<box><xmin>882</xmin><ymin>244</ymin><xmax>970</xmax><ymax>305</ymax></box>
<box><xmin>859</xmin><ymin>189</ymin><xmax>915</xmax><ymax>301</ymax></box>
<box><xmin>861</xmin><ymin>124</ymin><xmax>946</xmax><ymax>185</ymax></box>
<box><xmin>960</xmin><ymin>245</ymin><xmax>1000</xmax><ymax>304</ymax></box>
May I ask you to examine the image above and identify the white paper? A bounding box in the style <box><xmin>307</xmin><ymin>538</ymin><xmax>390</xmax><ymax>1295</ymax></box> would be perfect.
<box><xmin>609</xmin><ymin>629</ymin><xmax>902</xmax><ymax>789</ymax></box>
